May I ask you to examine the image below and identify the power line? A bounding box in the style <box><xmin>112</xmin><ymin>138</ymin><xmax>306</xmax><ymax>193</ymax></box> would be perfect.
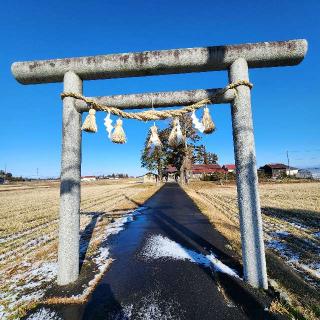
<box><xmin>287</xmin><ymin>149</ymin><xmax>320</xmax><ymax>153</ymax></box>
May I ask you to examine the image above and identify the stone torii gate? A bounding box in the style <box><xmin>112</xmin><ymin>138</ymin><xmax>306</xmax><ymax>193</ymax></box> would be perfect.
<box><xmin>12</xmin><ymin>39</ymin><xmax>307</xmax><ymax>289</ymax></box>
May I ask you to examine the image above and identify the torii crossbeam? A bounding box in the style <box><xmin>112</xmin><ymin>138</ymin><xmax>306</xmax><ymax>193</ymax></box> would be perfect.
<box><xmin>12</xmin><ymin>39</ymin><xmax>308</xmax><ymax>289</ymax></box>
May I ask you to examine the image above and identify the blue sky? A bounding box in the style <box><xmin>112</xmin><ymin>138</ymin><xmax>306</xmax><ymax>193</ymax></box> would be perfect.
<box><xmin>0</xmin><ymin>0</ymin><xmax>319</xmax><ymax>177</ymax></box>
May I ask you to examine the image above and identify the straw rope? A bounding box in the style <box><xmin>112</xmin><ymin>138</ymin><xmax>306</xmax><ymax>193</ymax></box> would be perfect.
<box><xmin>61</xmin><ymin>80</ymin><xmax>252</xmax><ymax>121</ymax></box>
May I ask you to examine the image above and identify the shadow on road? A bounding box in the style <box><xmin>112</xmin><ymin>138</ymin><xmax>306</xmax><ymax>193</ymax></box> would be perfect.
<box><xmin>79</xmin><ymin>211</ymin><xmax>104</xmax><ymax>271</ymax></box>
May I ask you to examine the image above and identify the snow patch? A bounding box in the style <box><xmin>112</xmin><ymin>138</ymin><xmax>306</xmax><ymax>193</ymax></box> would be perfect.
<box><xmin>267</xmin><ymin>239</ymin><xmax>320</xmax><ymax>284</ymax></box>
<box><xmin>267</xmin><ymin>240</ymin><xmax>286</xmax><ymax>251</ymax></box>
<box><xmin>141</xmin><ymin>234</ymin><xmax>239</xmax><ymax>278</ymax></box>
<box><xmin>0</xmin><ymin>219</ymin><xmax>57</xmax><ymax>245</ymax></box>
<box><xmin>300</xmin><ymin>263</ymin><xmax>320</xmax><ymax>279</ymax></box>
<box><xmin>26</xmin><ymin>307</ymin><xmax>61</xmax><ymax>320</ymax></box>
<box><xmin>0</xmin><ymin>234</ymin><xmax>54</xmax><ymax>262</ymax></box>
<box><xmin>273</xmin><ymin>230</ymin><xmax>289</xmax><ymax>237</ymax></box>
<box><xmin>314</xmin><ymin>231</ymin><xmax>320</xmax><ymax>239</ymax></box>
<box><xmin>0</xmin><ymin>261</ymin><xmax>58</xmax><ymax>319</ymax></box>
<box><xmin>111</xmin><ymin>291</ymin><xmax>180</xmax><ymax>320</ymax></box>
<box><xmin>287</xmin><ymin>221</ymin><xmax>309</xmax><ymax>231</ymax></box>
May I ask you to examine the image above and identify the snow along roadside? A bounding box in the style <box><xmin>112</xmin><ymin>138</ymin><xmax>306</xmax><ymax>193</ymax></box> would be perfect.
<box><xmin>141</xmin><ymin>234</ymin><xmax>240</xmax><ymax>278</ymax></box>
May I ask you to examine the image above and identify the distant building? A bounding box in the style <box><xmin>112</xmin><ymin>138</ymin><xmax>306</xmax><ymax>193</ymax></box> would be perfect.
<box><xmin>222</xmin><ymin>164</ymin><xmax>236</xmax><ymax>173</ymax></box>
<box><xmin>81</xmin><ymin>176</ymin><xmax>96</xmax><ymax>182</ymax></box>
<box><xmin>286</xmin><ymin>167</ymin><xmax>299</xmax><ymax>176</ymax></box>
<box><xmin>308</xmin><ymin>168</ymin><xmax>320</xmax><ymax>180</ymax></box>
<box><xmin>260</xmin><ymin>163</ymin><xmax>298</xmax><ymax>178</ymax></box>
<box><xmin>297</xmin><ymin>169</ymin><xmax>312</xmax><ymax>179</ymax></box>
<box><xmin>165</xmin><ymin>165</ymin><xmax>178</xmax><ymax>174</ymax></box>
<box><xmin>164</xmin><ymin>164</ymin><xmax>227</xmax><ymax>181</ymax></box>
<box><xmin>163</xmin><ymin>165</ymin><xmax>178</xmax><ymax>181</ymax></box>
<box><xmin>190</xmin><ymin>164</ymin><xmax>225</xmax><ymax>180</ymax></box>
<box><xmin>143</xmin><ymin>172</ymin><xmax>158</xmax><ymax>183</ymax></box>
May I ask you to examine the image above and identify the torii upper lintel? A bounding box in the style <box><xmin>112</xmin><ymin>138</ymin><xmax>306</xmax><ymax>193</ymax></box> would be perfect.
<box><xmin>12</xmin><ymin>39</ymin><xmax>307</xmax><ymax>84</ymax></box>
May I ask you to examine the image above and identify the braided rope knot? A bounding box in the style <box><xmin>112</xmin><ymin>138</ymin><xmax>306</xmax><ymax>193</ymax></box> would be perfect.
<box><xmin>227</xmin><ymin>80</ymin><xmax>253</xmax><ymax>90</ymax></box>
<box><xmin>61</xmin><ymin>80</ymin><xmax>252</xmax><ymax>121</ymax></box>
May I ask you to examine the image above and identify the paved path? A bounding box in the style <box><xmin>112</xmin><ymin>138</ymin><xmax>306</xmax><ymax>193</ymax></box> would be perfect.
<box><xmin>56</xmin><ymin>183</ymin><xmax>272</xmax><ymax>320</ymax></box>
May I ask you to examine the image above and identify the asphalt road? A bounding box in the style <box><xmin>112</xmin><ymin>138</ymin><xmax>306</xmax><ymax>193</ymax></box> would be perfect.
<box><xmin>54</xmin><ymin>183</ymin><xmax>273</xmax><ymax>320</ymax></box>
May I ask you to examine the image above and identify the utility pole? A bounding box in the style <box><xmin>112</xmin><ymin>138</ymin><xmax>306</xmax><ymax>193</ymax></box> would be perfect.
<box><xmin>286</xmin><ymin>151</ymin><xmax>290</xmax><ymax>176</ymax></box>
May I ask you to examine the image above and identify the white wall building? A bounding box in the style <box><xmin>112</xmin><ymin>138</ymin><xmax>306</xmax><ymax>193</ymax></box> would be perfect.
<box><xmin>81</xmin><ymin>176</ymin><xmax>97</xmax><ymax>182</ymax></box>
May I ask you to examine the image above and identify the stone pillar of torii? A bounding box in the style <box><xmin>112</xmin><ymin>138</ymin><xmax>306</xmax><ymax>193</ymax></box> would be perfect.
<box><xmin>11</xmin><ymin>39</ymin><xmax>308</xmax><ymax>289</ymax></box>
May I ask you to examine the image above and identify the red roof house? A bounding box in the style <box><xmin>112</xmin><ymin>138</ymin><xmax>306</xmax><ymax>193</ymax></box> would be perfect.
<box><xmin>190</xmin><ymin>164</ymin><xmax>225</xmax><ymax>180</ymax></box>
<box><xmin>191</xmin><ymin>164</ymin><xmax>225</xmax><ymax>174</ymax></box>
<box><xmin>222</xmin><ymin>164</ymin><xmax>236</xmax><ymax>172</ymax></box>
<box><xmin>165</xmin><ymin>165</ymin><xmax>178</xmax><ymax>174</ymax></box>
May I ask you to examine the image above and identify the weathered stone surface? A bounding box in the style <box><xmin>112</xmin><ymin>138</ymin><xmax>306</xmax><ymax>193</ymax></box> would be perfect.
<box><xmin>12</xmin><ymin>39</ymin><xmax>307</xmax><ymax>84</ymax></box>
<box><xmin>57</xmin><ymin>71</ymin><xmax>82</xmax><ymax>285</ymax></box>
<box><xmin>229</xmin><ymin>58</ymin><xmax>268</xmax><ymax>289</ymax></box>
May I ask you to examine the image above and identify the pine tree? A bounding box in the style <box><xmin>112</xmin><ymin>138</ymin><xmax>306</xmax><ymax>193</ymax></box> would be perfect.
<box><xmin>140</xmin><ymin>127</ymin><xmax>169</xmax><ymax>181</ymax></box>
<box><xmin>207</xmin><ymin>152</ymin><xmax>218</xmax><ymax>164</ymax></box>
<box><xmin>193</xmin><ymin>144</ymin><xmax>218</xmax><ymax>164</ymax></box>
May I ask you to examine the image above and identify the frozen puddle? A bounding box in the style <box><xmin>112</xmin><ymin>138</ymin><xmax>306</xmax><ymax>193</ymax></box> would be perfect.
<box><xmin>141</xmin><ymin>234</ymin><xmax>240</xmax><ymax>278</ymax></box>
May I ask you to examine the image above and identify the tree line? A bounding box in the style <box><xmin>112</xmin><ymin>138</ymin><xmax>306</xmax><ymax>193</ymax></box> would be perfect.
<box><xmin>0</xmin><ymin>170</ymin><xmax>25</xmax><ymax>181</ymax></box>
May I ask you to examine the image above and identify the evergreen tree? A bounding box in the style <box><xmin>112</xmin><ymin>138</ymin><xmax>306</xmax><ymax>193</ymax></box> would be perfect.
<box><xmin>141</xmin><ymin>127</ymin><xmax>169</xmax><ymax>181</ymax></box>
<box><xmin>193</xmin><ymin>144</ymin><xmax>218</xmax><ymax>164</ymax></box>
<box><xmin>207</xmin><ymin>152</ymin><xmax>218</xmax><ymax>164</ymax></box>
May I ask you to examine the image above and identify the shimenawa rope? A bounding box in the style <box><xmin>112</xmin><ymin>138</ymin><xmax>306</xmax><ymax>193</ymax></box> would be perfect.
<box><xmin>61</xmin><ymin>80</ymin><xmax>252</xmax><ymax>122</ymax></box>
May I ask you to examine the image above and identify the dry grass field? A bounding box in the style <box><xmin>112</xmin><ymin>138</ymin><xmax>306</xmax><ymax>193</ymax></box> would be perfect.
<box><xmin>1</xmin><ymin>180</ymin><xmax>319</xmax><ymax>319</ymax></box>
<box><xmin>184</xmin><ymin>181</ymin><xmax>320</xmax><ymax>319</ymax></box>
<box><xmin>0</xmin><ymin>179</ymin><xmax>159</xmax><ymax>319</ymax></box>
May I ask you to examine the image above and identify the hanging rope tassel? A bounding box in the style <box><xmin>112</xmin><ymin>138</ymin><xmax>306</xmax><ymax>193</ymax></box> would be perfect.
<box><xmin>148</xmin><ymin>125</ymin><xmax>162</xmax><ymax>149</ymax></box>
<box><xmin>104</xmin><ymin>111</ymin><xmax>114</xmax><ymax>139</ymax></box>
<box><xmin>81</xmin><ymin>108</ymin><xmax>97</xmax><ymax>133</ymax></box>
<box><xmin>168</xmin><ymin>118</ymin><xmax>178</xmax><ymax>147</ymax></box>
<box><xmin>168</xmin><ymin>118</ymin><xmax>184</xmax><ymax>147</ymax></box>
<box><xmin>147</xmin><ymin>125</ymin><xmax>162</xmax><ymax>155</ymax></box>
<box><xmin>176</xmin><ymin>120</ymin><xmax>184</xmax><ymax>144</ymax></box>
<box><xmin>111</xmin><ymin>118</ymin><xmax>127</xmax><ymax>144</ymax></box>
<box><xmin>191</xmin><ymin>110</ymin><xmax>205</xmax><ymax>133</ymax></box>
<box><xmin>201</xmin><ymin>106</ymin><xmax>215</xmax><ymax>134</ymax></box>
